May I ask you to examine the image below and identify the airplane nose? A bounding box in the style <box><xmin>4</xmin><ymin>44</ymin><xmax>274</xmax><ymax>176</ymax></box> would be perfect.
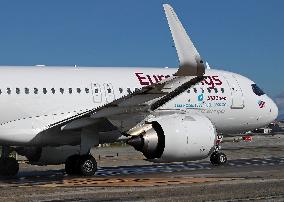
<box><xmin>270</xmin><ymin>99</ymin><xmax>279</xmax><ymax>121</ymax></box>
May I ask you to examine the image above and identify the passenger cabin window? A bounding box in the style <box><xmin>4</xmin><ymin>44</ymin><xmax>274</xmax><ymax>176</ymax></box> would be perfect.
<box><xmin>194</xmin><ymin>88</ymin><xmax>197</xmax><ymax>93</ymax></box>
<box><xmin>51</xmin><ymin>88</ymin><xmax>55</xmax><ymax>94</ymax></box>
<box><xmin>60</xmin><ymin>88</ymin><xmax>64</xmax><ymax>94</ymax></box>
<box><xmin>16</xmin><ymin>88</ymin><xmax>20</xmax><ymax>94</ymax></box>
<box><xmin>85</xmin><ymin>88</ymin><xmax>89</xmax><ymax>93</ymax></box>
<box><xmin>34</xmin><ymin>88</ymin><xmax>38</xmax><ymax>94</ymax></box>
<box><xmin>207</xmin><ymin>88</ymin><xmax>211</xmax><ymax>93</ymax></box>
<box><xmin>221</xmin><ymin>88</ymin><xmax>225</xmax><ymax>93</ymax></box>
<box><xmin>107</xmin><ymin>88</ymin><xmax>111</xmax><ymax>93</ymax></box>
<box><xmin>43</xmin><ymin>88</ymin><xmax>47</xmax><ymax>94</ymax></box>
<box><xmin>119</xmin><ymin>88</ymin><xmax>123</xmax><ymax>93</ymax></box>
<box><xmin>25</xmin><ymin>88</ymin><xmax>29</xmax><ymax>94</ymax></box>
<box><xmin>252</xmin><ymin>84</ymin><xmax>265</xmax><ymax>96</ymax></box>
<box><xmin>7</xmin><ymin>88</ymin><xmax>11</xmax><ymax>94</ymax></box>
<box><xmin>77</xmin><ymin>88</ymin><xmax>81</xmax><ymax>93</ymax></box>
<box><xmin>214</xmin><ymin>88</ymin><xmax>218</xmax><ymax>93</ymax></box>
<box><xmin>69</xmin><ymin>88</ymin><xmax>72</xmax><ymax>94</ymax></box>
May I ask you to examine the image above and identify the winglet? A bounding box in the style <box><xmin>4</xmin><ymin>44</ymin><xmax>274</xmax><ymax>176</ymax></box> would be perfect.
<box><xmin>163</xmin><ymin>4</ymin><xmax>205</xmax><ymax>76</ymax></box>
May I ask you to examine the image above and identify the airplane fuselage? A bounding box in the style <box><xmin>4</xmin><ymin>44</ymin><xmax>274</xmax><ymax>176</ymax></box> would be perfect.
<box><xmin>0</xmin><ymin>66</ymin><xmax>278</xmax><ymax>146</ymax></box>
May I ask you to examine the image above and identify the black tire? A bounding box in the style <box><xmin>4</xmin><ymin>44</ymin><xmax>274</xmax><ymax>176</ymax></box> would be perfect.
<box><xmin>0</xmin><ymin>157</ymin><xmax>19</xmax><ymax>176</ymax></box>
<box><xmin>79</xmin><ymin>155</ymin><xmax>97</xmax><ymax>176</ymax></box>
<box><xmin>210</xmin><ymin>152</ymin><xmax>219</xmax><ymax>165</ymax></box>
<box><xmin>65</xmin><ymin>154</ymin><xmax>80</xmax><ymax>175</ymax></box>
<box><xmin>217</xmin><ymin>152</ymin><xmax>227</xmax><ymax>164</ymax></box>
<box><xmin>210</xmin><ymin>152</ymin><xmax>227</xmax><ymax>166</ymax></box>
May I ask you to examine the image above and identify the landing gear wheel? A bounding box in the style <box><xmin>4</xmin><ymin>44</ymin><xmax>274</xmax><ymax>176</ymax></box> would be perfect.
<box><xmin>210</xmin><ymin>152</ymin><xmax>227</xmax><ymax>166</ymax></box>
<box><xmin>65</xmin><ymin>154</ymin><xmax>80</xmax><ymax>175</ymax></box>
<box><xmin>65</xmin><ymin>154</ymin><xmax>97</xmax><ymax>176</ymax></box>
<box><xmin>79</xmin><ymin>155</ymin><xmax>97</xmax><ymax>176</ymax></box>
<box><xmin>0</xmin><ymin>157</ymin><xmax>19</xmax><ymax>176</ymax></box>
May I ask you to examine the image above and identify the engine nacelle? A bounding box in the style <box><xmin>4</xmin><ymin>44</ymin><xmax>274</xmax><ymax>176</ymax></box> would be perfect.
<box><xmin>15</xmin><ymin>145</ymin><xmax>80</xmax><ymax>165</ymax></box>
<box><xmin>127</xmin><ymin>114</ymin><xmax>217</xmax><ymax>162</ymax></box>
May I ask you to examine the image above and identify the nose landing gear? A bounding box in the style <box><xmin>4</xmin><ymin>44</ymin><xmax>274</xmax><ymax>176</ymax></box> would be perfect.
<box><xmin>210</xmin><ymin>151</ymin><xmax>227</xmax><ymax>165</ymax></box>
<box><xmin>210</xmin><ymin>135</ymin><xmax>227</xmax><ymax>166</ymax></box>
<box><xmin>0</xmin><ymin>146</ymin><xmax>19</xmax><ymax>176</ymax></box>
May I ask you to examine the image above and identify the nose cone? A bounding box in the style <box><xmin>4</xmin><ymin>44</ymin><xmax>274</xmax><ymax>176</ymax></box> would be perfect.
<box><xmin>270</xmin><ymin>98</ymin><xmax>279</xmax><ymax>121</ymax></box>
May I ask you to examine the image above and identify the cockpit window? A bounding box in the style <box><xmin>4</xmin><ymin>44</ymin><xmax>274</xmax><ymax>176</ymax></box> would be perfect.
<box><xmin>251</xmin><ymin>84</ymin><xmax>265</xmax><ymax>96</ymax></box>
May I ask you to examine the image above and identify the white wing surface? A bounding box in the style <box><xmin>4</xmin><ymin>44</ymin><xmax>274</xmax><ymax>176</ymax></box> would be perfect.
<box><xmin>50</xmin><ymin>75</ymin><xmax>204</xmax><ymax>132</ymax></box>
<box><xmin>163</xmin><ymin>4</ymin><xmax>205</xmax><ymax>76</ymax></box>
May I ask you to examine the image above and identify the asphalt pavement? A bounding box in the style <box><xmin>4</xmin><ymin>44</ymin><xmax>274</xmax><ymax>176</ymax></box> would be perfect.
<box><xmin>0</xmin><ymin>134</ymin><xmax>283</xmax><ymax>202</ymax></box>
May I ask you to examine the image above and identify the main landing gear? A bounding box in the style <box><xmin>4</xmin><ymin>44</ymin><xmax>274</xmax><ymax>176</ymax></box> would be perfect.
<box><xmin>0</xmin><ymin>146</ymin><xmax>19</xmax><ymax>176</ymax></box>
<box><xmin>65</xmin><ymin>126</ymin><xmax>99</xmax><ymax>176</ymax></box>
<box><xmin>210</xmin><ymin>135</ymin><xmax>227</xmax><ymax>166</ymax></box>
<box><xmin>65</xmin><ymin>154</ymin><xmax>97</xmax><ymax>176</ymax></box>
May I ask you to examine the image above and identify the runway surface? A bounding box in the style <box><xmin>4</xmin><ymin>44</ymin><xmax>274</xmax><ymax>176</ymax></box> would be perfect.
<box><xmin>0</xmin><ymin>135</ymin><xmax>283</xmax><ymax>201</ymax></box>
<box><xmin>0</xmin><ymin>156</ymin><xmax>283</xmax><ymax>186</ymax></box>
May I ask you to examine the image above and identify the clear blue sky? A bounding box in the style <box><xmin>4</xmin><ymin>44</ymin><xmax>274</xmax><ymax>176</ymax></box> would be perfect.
<box><xmin>0</xmin><ymin>1</ymin><xmax>283</xmax><ymax>99</ymax></box>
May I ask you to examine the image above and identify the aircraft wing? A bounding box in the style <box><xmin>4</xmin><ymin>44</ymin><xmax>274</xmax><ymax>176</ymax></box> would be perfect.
<box><xmin>43</xmin><ymin>4</ymin><xmax>206</xmax><ymax>133</ymax></box>
<box><xmin>163</xmin><ymin>4</ymin><xmax>205</xmax><ymax>76</ymax></box>
<box><xmin>49</xmin><ymin>75</ymin><xmax>204</xmax><ymax>132</ymax></box>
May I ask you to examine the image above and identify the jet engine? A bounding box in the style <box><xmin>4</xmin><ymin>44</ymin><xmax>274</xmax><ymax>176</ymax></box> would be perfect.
<box><xmin>127</xmin><ymin>114</ymin><xmax>217</xmax><ymax>162</ymax></box>
<box><xmin>15</xmin><ymin>145</ymin><xmax>80</xmax><ymax>165</ymax></box>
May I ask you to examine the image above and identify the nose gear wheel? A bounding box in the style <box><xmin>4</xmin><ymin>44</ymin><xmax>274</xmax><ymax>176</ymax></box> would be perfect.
<box><xmin>210</xmin><ymin>152</ymin><xmax>227</xmax><ymax>165</ymax></box>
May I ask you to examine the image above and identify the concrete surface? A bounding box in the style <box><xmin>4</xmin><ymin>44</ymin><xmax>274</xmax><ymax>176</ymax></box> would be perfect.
<box><xmin>0</xmin><ymin>135</ymin><xmax>283</xmax><ymax>201</ymax></box>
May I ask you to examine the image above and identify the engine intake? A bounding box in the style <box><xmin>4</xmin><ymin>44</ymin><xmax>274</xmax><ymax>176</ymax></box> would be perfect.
<box><xmin>127</xmin><ymin>122</ymin><xmax>165</xmax><ymax>159</ymax></box>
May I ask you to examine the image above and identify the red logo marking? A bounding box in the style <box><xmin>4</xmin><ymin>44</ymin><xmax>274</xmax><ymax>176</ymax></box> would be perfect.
<box><xmin>201</xmin><ymin>76</ymin><xmax>223</xmax><ymax>89</ymax></box>
<box><xmin>135</xmin><ymin>72</ymin><xmax>171</xmax><ymax>86</ymax></box>
<box><xmin>258</xmin><ymin>100</ymin><xmax>265</xmax><ymax>108</ymax></box>
<box><xmin>135</xmin><ymin>73</ymin><xmax>223</xmax><ymax>88</ymax></box>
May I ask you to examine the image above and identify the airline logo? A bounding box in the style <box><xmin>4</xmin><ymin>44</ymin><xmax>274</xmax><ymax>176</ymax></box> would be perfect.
<box><xmin>201</xmin><ymin>76</ymin><xmax>223</xmax><ymax>89</ymax></box>
<box><xmin>135</xmin><ymin>73</ymin><xmax>171</xmax><ymax>86</ymax></box>
<box><xmin>258</xmin><ymin>100</ymin><xmax>265</xmax><ymax>108</ymax></box>
<box><xmin>135</xmin><ymin>73</ymin><xmax>223</xmax><ymax>88</ymax></box>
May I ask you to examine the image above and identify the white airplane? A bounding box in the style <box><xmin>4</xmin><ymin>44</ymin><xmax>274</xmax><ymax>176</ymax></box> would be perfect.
<box><xmin>0</xmin><ymin>4</ymin><xmax>278</xmax><ymax>176</ymax></box>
